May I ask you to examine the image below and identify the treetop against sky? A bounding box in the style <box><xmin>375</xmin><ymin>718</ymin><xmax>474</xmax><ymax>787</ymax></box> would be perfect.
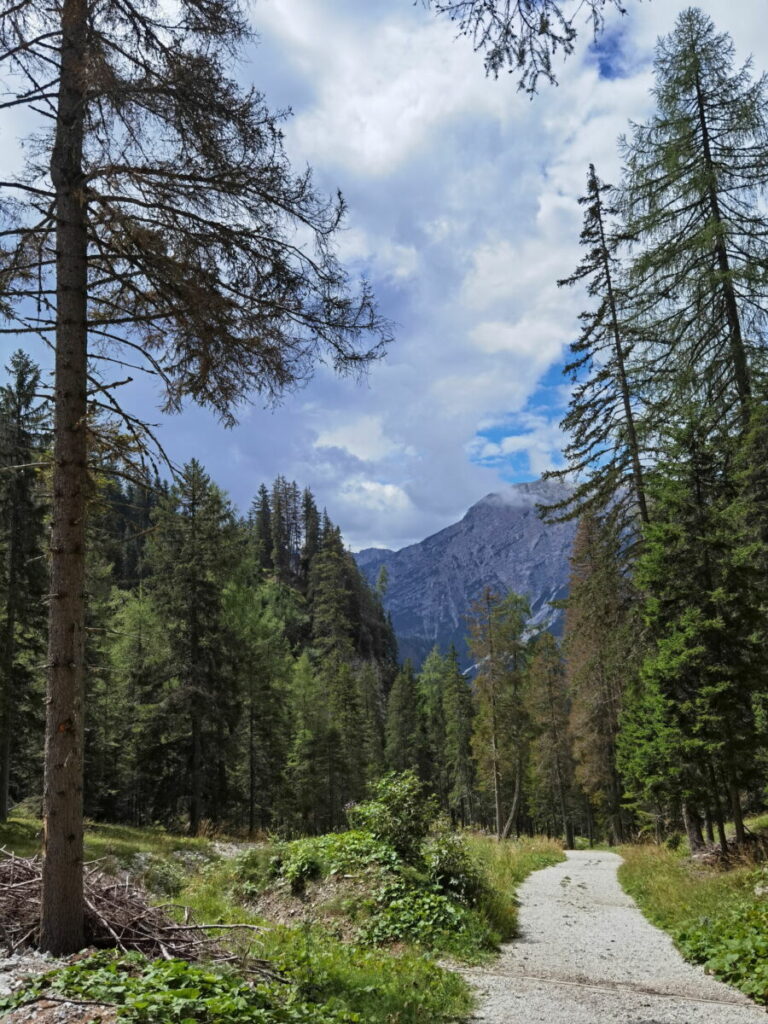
<box><xmin>1</xmin><ymin>0</ymin><xmax>765</xmax><ymax>552</ymax></box>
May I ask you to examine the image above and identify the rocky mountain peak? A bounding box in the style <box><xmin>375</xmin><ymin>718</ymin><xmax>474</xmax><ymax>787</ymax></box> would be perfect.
<box><xmin>355</xmin><ymin>478</ymin><xmax>576</xmax><ymax>668</ymax></box>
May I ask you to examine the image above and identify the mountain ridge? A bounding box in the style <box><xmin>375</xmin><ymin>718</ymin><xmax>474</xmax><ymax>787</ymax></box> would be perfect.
<box><xmin>355</xmin><ymin>479</ymin><xmax>576</xmax><ymax>668</ymax></box>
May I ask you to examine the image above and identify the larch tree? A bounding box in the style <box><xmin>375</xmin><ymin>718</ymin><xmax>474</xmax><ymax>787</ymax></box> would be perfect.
<box><xmin>0</xmin><ymin>0</ymin><xmax>390</xmax><ymax>953</ymax></box>
<box><xmin>565</xmin><ymin>515</ymin><xmax>638</xmax><ymax>843</ymax></box>
<box><xmin>467</xmin><ymin>588</ymin><xmax>530</xmax><ymax>839</ymax></box>
<box><xmin>526</xmin><ymin>631</ymin><xmax>575</xmax><ymax>848</ymax></box>
<box><xmin>427</xmin><ymin>0</ymin><xmax>631</xmax><ymax>92</ymax></box>
<box><xmin>620</xmin><ymin>8</ymin><xmax>768</xmax><ymax>430</ymax></box>
<box><xmin>542</xmin><ymin>164</ymin><xmax>649</xmax><ymax>532</ymax></box>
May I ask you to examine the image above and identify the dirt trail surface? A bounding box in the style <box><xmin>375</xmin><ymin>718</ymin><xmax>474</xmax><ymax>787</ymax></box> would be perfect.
<box><xmin>462</xmin><ymin>850</ymin><xmax>766</xmax><ymax>1023</ymax></box>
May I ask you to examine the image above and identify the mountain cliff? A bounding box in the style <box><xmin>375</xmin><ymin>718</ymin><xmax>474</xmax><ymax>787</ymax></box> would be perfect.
<box><xmin>356</xmin><ymin>479</ymin><xmax>576</xmax><ymax>668</ymax></box>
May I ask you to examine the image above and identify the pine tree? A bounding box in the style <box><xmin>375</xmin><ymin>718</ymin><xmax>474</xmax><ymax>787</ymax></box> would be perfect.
<box><xmin>468</xmin><ymin>588</ymin><xmax>530</xmax><ymax>839</ymax></box>
<box><xmin>620</xmin><ymin>8</ymin><xmax>768</xmax><ymax>429</ymax></box>
<box><xmin>148</xmin><ymin>461</ymin><xmax>237</xmax><ymax>835</ymax></box>
<box><xmin>565</xmin><ymin>515</ymin><xmax>637</xmax><ymax>843</ymax></box>
<box><xmin>543</xmin><ymin>164</ymin><xmax>648</xmax><ymax>530</ymax></box>
<box><xmin>0</xmin><ymin>352</ymin><xmax>49</xmax><ymax>819</ymax></box>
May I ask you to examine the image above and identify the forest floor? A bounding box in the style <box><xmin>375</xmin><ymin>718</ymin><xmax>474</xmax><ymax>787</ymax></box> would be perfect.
<box><xmin>461</xmin><ymin>850</ymin><xmax>767</xmax><ymax>1023</ymax></box>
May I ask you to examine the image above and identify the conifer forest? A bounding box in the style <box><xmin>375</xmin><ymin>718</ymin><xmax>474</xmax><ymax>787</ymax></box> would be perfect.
<box><xmin>2</xmin><ymin>2</ymin><xmax>768</xmax><ymax>1022</ymax></box>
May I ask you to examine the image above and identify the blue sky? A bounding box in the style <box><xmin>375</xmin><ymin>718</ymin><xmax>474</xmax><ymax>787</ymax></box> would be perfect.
<box><xmin>2</xmin><ymin>0</ymin><xmax>766</xmax><ymax>550</ymax></box>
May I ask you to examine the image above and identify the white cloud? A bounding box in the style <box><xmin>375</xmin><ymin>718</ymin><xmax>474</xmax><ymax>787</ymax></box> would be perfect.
<box><xmin>315</xmin><ymin>414</ymin><xmax>409</xmax><ymax>462</ymax></box>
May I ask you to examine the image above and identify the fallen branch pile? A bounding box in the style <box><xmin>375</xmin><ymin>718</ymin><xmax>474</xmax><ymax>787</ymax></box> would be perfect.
<box><xmin>0</xmin><ymin>850</ymin><xmax>279</xmax><ymax>980</ymax></box>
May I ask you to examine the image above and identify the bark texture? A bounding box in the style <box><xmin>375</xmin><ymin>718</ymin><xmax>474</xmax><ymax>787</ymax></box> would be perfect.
<box><xmin>41</xmin><ymin>0</ymin><xmax>89</xmax><ymax>955</ymax></box>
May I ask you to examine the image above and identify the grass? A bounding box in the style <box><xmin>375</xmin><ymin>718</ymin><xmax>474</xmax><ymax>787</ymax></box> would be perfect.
<box><xmin>0</xmin><ymin>818</ymin><xmax>565</xmax><ymax>1023</ymax></box>
<box><xmin>464</xmin><ymin>835</ymin><xmax>565</xmax><ymax>940</ymax></box>
<box><xmin>0</xmin><ymin>815</ymin><xmax>212</xmax><ymax>863</ymax></box>
<box><xmin>619</xmin><ymin>843</ymin><xmax>768</xmax><ymax>1003</ymax></box>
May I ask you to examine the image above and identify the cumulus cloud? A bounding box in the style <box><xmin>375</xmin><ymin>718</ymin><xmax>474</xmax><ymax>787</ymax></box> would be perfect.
<box><xmin>3</xmin><ymin>0</ymin><xmax>765</xmax><ymax>550</ymax></box>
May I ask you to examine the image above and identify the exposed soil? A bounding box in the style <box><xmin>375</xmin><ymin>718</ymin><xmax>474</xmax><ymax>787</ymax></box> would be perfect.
<box><xmin>249</xmin><ymin>873</ymin><xmax>373</xmax><ymax>939</ymax></box>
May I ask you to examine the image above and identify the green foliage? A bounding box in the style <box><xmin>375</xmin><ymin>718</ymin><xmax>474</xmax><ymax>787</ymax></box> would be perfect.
<box><xmin>362</xmin><ymin>875</ymin><xmax>492</xmax><ymax>956</ymax></box>
<box><xmin>261</xmin><ymin>926</ymin><xmax>472</xmax><ymax>1023</ymax></box>
<box><xmin>619</xmin><ymin>845</ymin><xmax>768</xmax><ymax>1003</ymax></box>
<box><xmin>347</xmin><ymin>772</ymin><xmax>438</xmax><ymax>863</ymax></box>
<box><xmin>0</xmin><ymin>950</ymin><xmax>357</xmax><ymax>1024</ymax></box>
<box><xmin>423</xmin><ymin>828</ymin><xmax>485</xmax><ymax>903</ymax></box>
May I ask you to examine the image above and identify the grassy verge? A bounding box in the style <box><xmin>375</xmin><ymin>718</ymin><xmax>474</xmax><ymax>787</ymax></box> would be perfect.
<box><xmin>0</xmin><ymin>812</ymin><xmax>563</xmax><ymax>1023</ymax></box>
<box><xmin>464</xmin><ymin>835</ymin><xmax>565</xmax><ymax>939</ymax></box>
<box><xmin>619</xmin><ymin>844</ymin><xmax>768</xmax><ymax>1003</ymax></box>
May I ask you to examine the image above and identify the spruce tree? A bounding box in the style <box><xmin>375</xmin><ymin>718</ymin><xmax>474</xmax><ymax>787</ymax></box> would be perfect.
<box><xmin>0</xmin><ymin>352</ymin><xmax>49</xmax><ymax>819</ymax></box>
<box><xmin>626</xmin><ymin>410</ymin><xmax>766</xmax><ymax>847</ymax></box>
<box><xmin>148</xmin><ymin>461</ymin><xmax>237</xmax><ymax>835</ymax></box>
<box><xmin>385</xmin><ymin>662</ymin><xmax>426</xmax><ymax>774</ymax></box>
<box><xmin>441</xmin><ymin>646</ymin><xmax>475</xmax><ymax>825</ymax></box>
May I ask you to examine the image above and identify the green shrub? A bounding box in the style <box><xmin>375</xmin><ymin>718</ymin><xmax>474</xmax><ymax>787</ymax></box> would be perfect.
<box><xmin>675</xmin><ymin>880</ymin><xmax>768</xmax><ymax>1002</ymax></box>
<box><xmin>424</xmin><ymin>828</ymin><xmax>485</xmax><ymax>904</ymax></box>
<box><xmin>665</xmin><ymin>831</ymin><xmax>684</xmax><ymax>851</ymax></box>
<box><xmin>0</xmin><ymin>950</ymin><xmax>357</xmax><ymax>1024</ymax></box>
<box><xmin>347</xmin><ymin>772</ymin><xmax>437</xmax><ymax>863</ymax></box>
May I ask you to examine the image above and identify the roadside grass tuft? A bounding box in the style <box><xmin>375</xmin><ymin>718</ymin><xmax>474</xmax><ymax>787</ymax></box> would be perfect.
<box><xmin>464</xmin><ymin>835</ymin><xmax>565</xmax><ymax>940</ymax></box>
<box><xmin>619</xmin><ymin>843</ymin><xmax>768</xmax><ymax>1003</ymax></box>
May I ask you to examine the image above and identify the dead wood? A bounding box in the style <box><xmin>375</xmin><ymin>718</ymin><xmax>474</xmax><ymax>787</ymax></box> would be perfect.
<box><xmin>0</xmin><ymin>850</ymin><xmax>281</xmax><ymax>982</ymax></box>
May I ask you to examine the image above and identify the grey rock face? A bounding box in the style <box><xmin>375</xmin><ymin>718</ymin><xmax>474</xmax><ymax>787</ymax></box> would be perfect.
<box><xmin>356</xmin><ymin>479</ymin><xmax>576</xmax><ymax>669</ymax></box>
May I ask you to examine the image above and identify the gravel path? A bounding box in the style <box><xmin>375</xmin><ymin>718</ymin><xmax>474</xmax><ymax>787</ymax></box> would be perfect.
<box><xmin>462</xmin><ymin>850</ymin><xmax>766</xmax><ymax>1023</ymax></box>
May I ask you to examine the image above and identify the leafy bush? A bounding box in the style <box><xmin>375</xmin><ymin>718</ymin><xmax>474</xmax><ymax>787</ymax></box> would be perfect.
<box><xmin>0</xmin><ymin>950</ymin><xmax>357</xmax><ymax>1023</ymax></box>
<box><xmin>676</xmin><ymin>884</ymin><xmax>768</xmax><ymax>1002</ymax></box>
<box><xmin>362</xmin><ymin>875</ymin><xmax>491</xmax><ymax>954</ymax></box>
<box><xmin>424</xmin><ymin>828</ymin><xmax>485</xmax><ymax>903</ymax></box>
<box><xmin>347</xmin><ymin>772</ymin><xmax>437</xmax><ymax>863</ymax></box>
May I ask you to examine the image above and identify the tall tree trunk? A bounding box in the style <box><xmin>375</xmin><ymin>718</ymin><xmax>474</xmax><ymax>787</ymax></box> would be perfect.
<box><xmin>41</xmin><ymin>0</ymin><xmax>89</xmax><ymax>955</ymax></box>
<box><xmin>727</xmin><ymin>775</ymin><xmax>746</xmax><ymax>846</ymax></box>
<box><xmin>707</xmin><ymin>761</ymin><xmax>728</xmax><ymax>853</ymax></box>
<box><xmin>0</xmin><ymin>598</ymin><xmax>16</xmax><ymax>821</ymax></box>
<box><xmin>694</xmin><ymin>71</ymin><xmax>751</xmax><ymax>419</ymax></box>
<box><xmin>500</xmin><ymin>755</ymin><xmax>523</xmax><ymax>840</ymax></box>
<box><xmin>0</xmin><ymin>485</ymin><xmax>20</xmax><ymax>820</ymax></box>
<box><xmin>248</xmin><ymin>697</ymin><xmax>256</xmax><ymax>838</ymax></box>
<box><xmin>682</xmin><ymin>800</ymin><xmax>705</xmax><ymax>852</ymax></box>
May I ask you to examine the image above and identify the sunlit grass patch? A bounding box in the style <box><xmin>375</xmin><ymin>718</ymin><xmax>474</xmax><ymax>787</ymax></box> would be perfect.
<box><xmin>464</xmin><ymin>835</ymin><xmax>565</xmax><ymax>940</ymax></box>
<box><xmin>619</xmin><ymin>843</ymin><xmax>768</xmax><ymax>1003</ymax></box>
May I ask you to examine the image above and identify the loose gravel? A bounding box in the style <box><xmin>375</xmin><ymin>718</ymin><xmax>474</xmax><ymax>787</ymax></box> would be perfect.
<box><xmin>462</xmin><ymin>849</ymin><xmax>767</xmax><ymax>1023</ymax></box>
